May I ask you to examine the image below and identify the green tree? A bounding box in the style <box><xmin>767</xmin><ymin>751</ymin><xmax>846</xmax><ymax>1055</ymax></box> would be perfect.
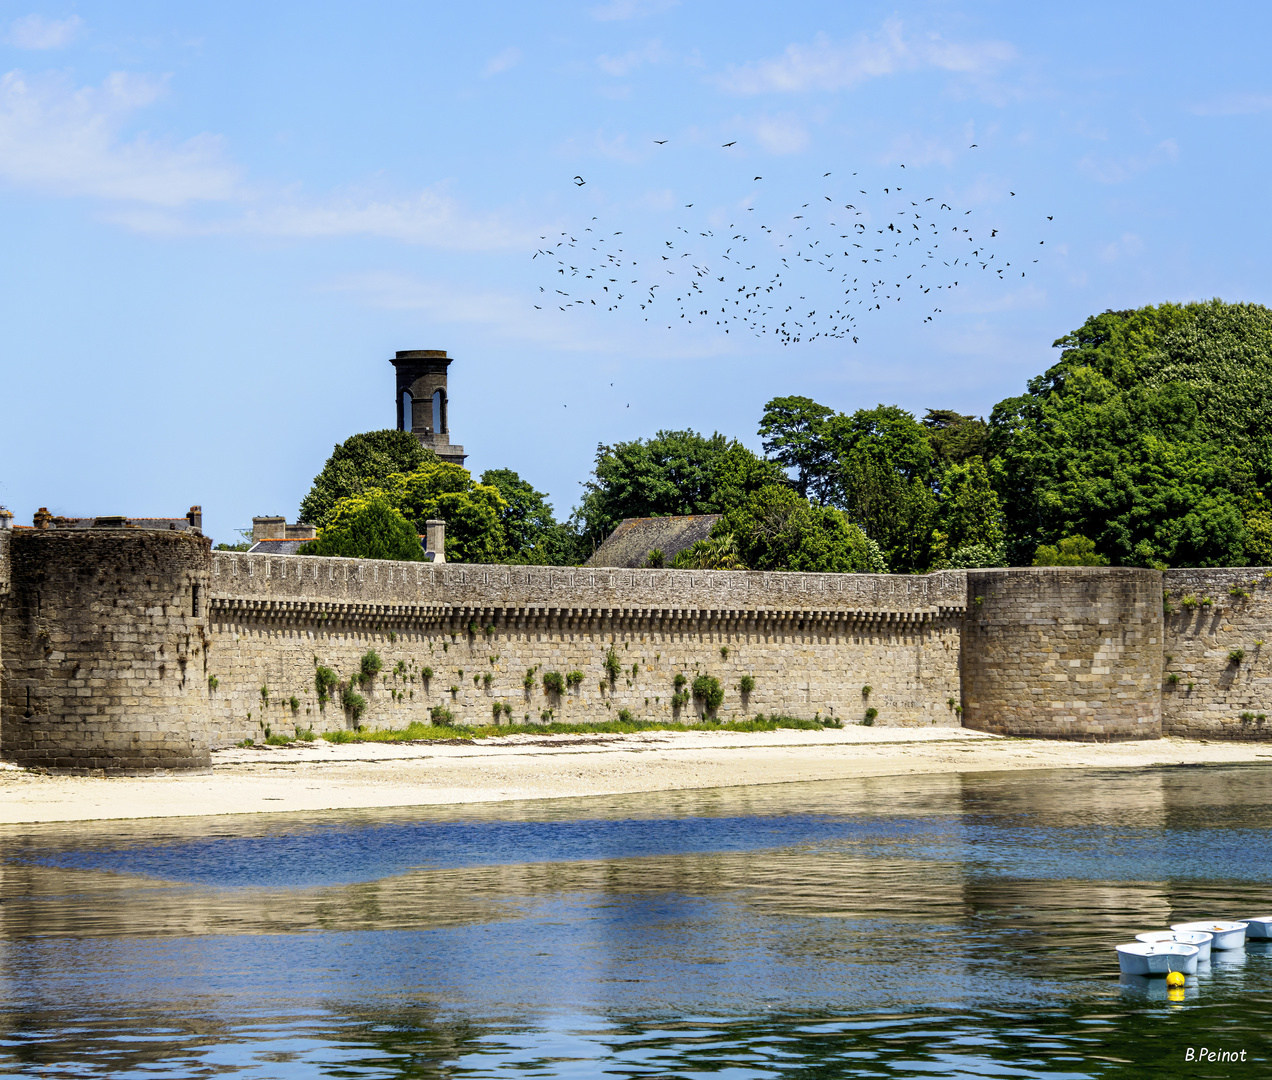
<box><xmin>571</xmin><ymin>430</ymin><xmax>784</xmax><ymax>551</ymax></box>
<box><xmin>299</xmin><ymin>430</ymin><xmax>436</xmax><ymax>526</ymax></box>
<box><xmin>929</xmin><ymin>456</ymin><xmax>1006</xmax><ymax>568</ymax></box>
<box><xmin>301</xmin><ymin>497</ymin><xmax>425</xmax><ymax>561</ymax></box>
<box><xmin>922</xmin><ymin>409</ymin><xmax>989</xmax><ymax>467</ymax></box>
<box><xmin>825</xmin><ymin>406</ymin><xmax>937</xmax><ymax>572</ymax></box>
<box><xmin>479</xmin><ymin>468</ymin><xmax>583</xmax><ymax>564</ymax></box>
<box><xmin>377</xmin><ymin>461</ymin><xmax>508</xmax><ymax>564</ymax></box>
<box><xmin>1033</xmin><ymin>536</ymin><xmax>1110</xmax><ymax>567</ymax></box>
<box><xmin>989</xmin><ymin>301</ymin><xmax>1272</xmax><ymax>567</ymax></box>
<box><xmin>758</xmin><ymin>395</ymin><xmax>836</xmax><ymax>501</ymax></box>
<box><xmin>670</xmin><ymin>533</ymin><xmax>745</xmax><ymax>570</ymax></box>
<box><xmin>720</xmin><ymin>484</ymin><xmax>887</xmax><ymax>573</ymax></box>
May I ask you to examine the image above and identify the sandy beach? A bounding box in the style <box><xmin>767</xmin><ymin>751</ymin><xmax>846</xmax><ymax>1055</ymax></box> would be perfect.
<box><xmin>1</xmin><ymin>727</ymin><xmax>1269</xmax><ymax>824</ymax></box>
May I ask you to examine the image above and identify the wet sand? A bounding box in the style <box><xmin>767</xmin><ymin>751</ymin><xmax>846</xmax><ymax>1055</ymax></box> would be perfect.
<box><xmin>1</xmin><ymin>727</ymin><xmax>1269</xmax><ymax>823</ymax></box>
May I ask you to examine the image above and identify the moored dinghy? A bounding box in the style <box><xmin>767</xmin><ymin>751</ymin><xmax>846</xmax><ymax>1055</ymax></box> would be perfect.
<box><xmin>1172</xmin><ymin>920</ymin><xmax>1248</xmax><ymax>951</ymax></box>
<box><xmin>1136</xmin><ymin>929</ymin><xmax>1213</xmax><ymax>961</ymax></box>
<box><xmin>1116</xmin><ymin>942</ymin><xmax>1200</xmax><ymax>976</ymax></box>
<box><xmin>1240</xmin><ymin>917</ymin><xmax>1272</xmax><ymax>941</ymax></box>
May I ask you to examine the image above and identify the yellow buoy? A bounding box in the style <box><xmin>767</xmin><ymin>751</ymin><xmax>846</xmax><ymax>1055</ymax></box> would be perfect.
<box><xmin>1166</xmin><ymin>970</ymin><xmax>1186</xmax><ymax>987</ymax></box>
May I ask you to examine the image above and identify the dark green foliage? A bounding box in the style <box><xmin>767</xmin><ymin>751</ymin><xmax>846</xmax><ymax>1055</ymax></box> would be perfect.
<box><xmin>571</xmin><ymin>429</ymin><xmax>784</xmax><ymax>551</ymax></box>
<box><xmin>721</xmin><ymin>485</ymin><xmax>887</xmax><ymax>573</ymax></box>
<box><xmin>862</xmin><ymin>707</ymin><xmax>877</xmax><ymax>725</ymax></box>
<box><xmin>480</xmin><ymin>468</ymin><xmax>583</xmax><ymax>564</ymax></box>
<box><xmin>644</xmin><ymin>547</ymin><xmax>665</xmax><ymax>568</ymax></box>
<box><xmin>671</xmin><ymin>533</ymin><xmax>745</xmax><ymax>570</ymax></box>
<box><xmin>1230</xmin><ymin>648</ymin><xmax>1246</xmax><ymax>665</ymax></box>
<box><xmin>603</xmin><ymin>647</ymin><xmax>622</xmax><ymax>683</ymax></box>
<box><xmin>673</xmin><ymin>673</ymin><xmax>687</xmax><ymax>690</ymax></box>
<box><xmin>990</xmin><ymin>301</ymin><xmax>1272</xmax><ymax>567</ymax></box>
<box><xmin>758</xmin><ymin>395</ymin><xmax>837</xmax><ymax>500</ymax></box>
<box><xmin>566</xmin><ymin>670</ymin><xmax>585</xmax><ymax>689</ymax></box>
<box><xmin>342</xmin><ymin>684</ymin><xmax>367</xmax><ymax>721</ymax></box>
<box><xmin>421</xmin><ymin>666</ymin><xmax>434</xmax><ymax>683</ymax></box>
<box><xmin>542</xmin><ymin>670</ymin><xmax>565</xmax><ymax>695</ymax></box>
<box><xmin>430</xmin><ymin>705</ymin><xmax>454</xmax><ymax>724</ymax></box>
<box><xmin>315</xmin><ymin>666</ymin><xmax>339</xmax><ymax>703</ymax></box>
<box><xmin>289</xmin><ymin>696</ymin><xmax>300</xmax><ymax>713</ymax></box>
<box><xmin>617</xmin><ymin>708</ymin><xmax>634</xmax><ymax>723</ymax></box>
<box><xmin>300</xmin><ymin>430</ymin><xmax>435</xmax><ymax>526</ymax></box>
<box><xmin>359</xmin><ymin>649</ymin><xmax>383</xmax><ymax>686</ymax></box>
<box><xmin>301</xmin><ymin>497</ymin><xmax>425</xmax><ymax>562</ymax></box>
<box><xmin>739</xmin><ymin>674</ymin><xmax>755</xmax><ymax>694</ymax></box>
<box><xmin>692</xmin><ymin>675</ymin><xmax>724</xmax><ymax>712</ymax></box>
<box><xmin>923</xmin><ymin>409</ymin><xmax>990</xmax><ymax>467</ymax></box>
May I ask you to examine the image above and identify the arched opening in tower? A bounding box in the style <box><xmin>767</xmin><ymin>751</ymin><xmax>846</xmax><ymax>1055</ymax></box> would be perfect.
<box><xmin>433</xmin><ymin>389</ymin><xmax>446</xmax><ymax>435</ymax></box>
<box><xmin>400</xmin><ymin>390</ymin><xmax>413</xmax><ymax>432</ymax></box>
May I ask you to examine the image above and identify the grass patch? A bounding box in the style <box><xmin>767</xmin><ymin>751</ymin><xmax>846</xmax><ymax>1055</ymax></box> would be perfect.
<box><xmin>319</xmin><ymin>713</ymin><xmax>831</xmax><ymax>744</ymax></box>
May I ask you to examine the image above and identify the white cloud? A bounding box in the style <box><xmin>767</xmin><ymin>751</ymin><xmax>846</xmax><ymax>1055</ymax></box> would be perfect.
<box><xmin>1190</xmin><ymin>92</ymin><xmax>1272</xmax><ymax>116</ymax></box>
<box><xmin>482</xmin><ymin>46</ymin><xmax>521</xmax><ymax>77</ymax></box>
<box><xmin>326</xmin><ymin>272</ymin><xmax>618</xmax><ymax>351</ymax></box>
<box><xmin>7</xmin><ymin>13</ymin><xmax>82</xmax><ymax>50</ymax></box>
<box><xmin>0</xmin><ymin>70</ymin><xmax>238</xmax><ymax>204</ymax></box>
<box><xmin>0</xmin><ymin>68</ymin><xmax>530</xmax><ymax>250</ymax></box>
<box><xmin>108</xmin><ymin>185</ymin><xmax>534</xmax><ymax>250</ymax></box>
<box><xmin>1078</xmin><ymin>139</ymin><xmax>1178</xmax><ymax>184</ymax></box>
<box><xmin>717</xmin><ymin>21</ymin><xmax>1015</xmax><ymax>95</ymax></box>
<box><xmin>753</xmin><ymin>113</ymin><xmax>809</xmax><ymax>155</ymax></box>
<box><xmin>596</xmin><ymin>39</ymin><xmax>668</xmax><ymax>76</ymax></box>
<box><xmin>1100</xmin><ymin>232</ymin><xmax>1144</xmax><ymax>262</ymax></box>
<box><xmin>590</xmin><ymin>0</ymin><xmax>678</xmax><ymax>21</ymax></box>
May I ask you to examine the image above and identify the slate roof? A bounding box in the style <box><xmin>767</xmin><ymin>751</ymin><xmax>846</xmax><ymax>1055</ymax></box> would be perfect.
<box><xmin>585</xmin><ymin>515</ymin><xmax>721</xmax><ymax>569</ymax></box>
<box><xmin>246</xmin><ymin>538</ymin><xmax>312</xmax><ymax>555</ymax></box>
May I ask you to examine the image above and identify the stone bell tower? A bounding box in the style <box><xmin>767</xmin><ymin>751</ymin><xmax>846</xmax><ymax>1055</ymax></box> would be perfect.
<box><xmin>391</xmin><ymin>349</ymin><xmax>466</xmax><ymax>466</ymax></box>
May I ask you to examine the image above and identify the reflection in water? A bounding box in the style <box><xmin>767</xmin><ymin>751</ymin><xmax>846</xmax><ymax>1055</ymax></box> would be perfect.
<box><xmin>0</xmin><ymin>765</ymin><xmax>1270</xmax><ymax>1077</ymax></box>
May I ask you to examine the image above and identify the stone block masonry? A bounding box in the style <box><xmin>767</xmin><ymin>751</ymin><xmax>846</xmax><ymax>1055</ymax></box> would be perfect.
<box><xmin>11</xmin><ymin>530</ymin><xmax>1272</xmax><ymax>774</ymax></box>
<box><xmin>1161</xmin><ymin>567</ymin><xmax>1272</xmax><ymax>738</ymax></box>
<box><xmin>0</xmin><ymin>529</ymin><xmax>212</xmax><ymax>774</ymax></box>
<box><xmin>204</xmin><ymin>554</ymin><xmax>968</xmax><ymax>744</ymax></box>
<box><xmin>961</xmin><ymin>567</ymin><xmax>1164</xmax><ymax>741</ymax></box>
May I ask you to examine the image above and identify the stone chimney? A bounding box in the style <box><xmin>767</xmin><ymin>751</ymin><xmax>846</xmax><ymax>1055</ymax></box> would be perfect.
<box><xmin>0</xmin><ymin>507</ymin><xmax>11</xmax><ymax>531</ymax></box>
<box><xmin>33</xmin><ymin>507</ymin><xmax>52</xmax><ymax>530</ymax></box>
<box><xmin>285</xmin><ymin>522</ymin><xmax>317</xmax><ymax>540</ymax></box>
<box><xmin>187</xmin><ymin>506</ymin><xmax>203</xmax><ymax>533</ymax></box>
<box><xmin>425</xmin><ymin>519</ymin><xmax>446</xmax><ymax>563</ymax></box>
<box><xmin>252</xmin><ymin>516</ymin><xmax>286</xmax><ymax>541</ymax></box>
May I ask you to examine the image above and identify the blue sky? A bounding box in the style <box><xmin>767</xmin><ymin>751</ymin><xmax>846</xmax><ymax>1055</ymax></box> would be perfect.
<box><xmin>2</xmin><ymin>1</ymin><xmax>1270</xmax><ymax>545</ymax></box>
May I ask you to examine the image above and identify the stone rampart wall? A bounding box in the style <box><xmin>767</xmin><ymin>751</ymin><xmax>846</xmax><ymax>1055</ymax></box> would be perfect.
<box><xmin>1162</xmin><ymin>567</ymin><xmax>1272</xmax><ymax>739</ymax></box>
<box><xmin>203</xmin><ymin>554</ymin><xmax>968</xmax><ymax>744</ymax></box>
<box><xmin>961</xmin><ymin>567</ymin><xmax>1164</xmax><ymax>740</ymax></box>
<box><xmin>0</xmin><ymin>530</ymin><xmax>212</xmax><ymax>774</ymax></box>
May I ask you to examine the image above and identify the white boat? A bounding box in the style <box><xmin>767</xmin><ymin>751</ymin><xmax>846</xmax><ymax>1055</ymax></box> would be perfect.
<box><xmin>1172</xmin><ymin>920</ymin><xmax>1248</xmax><ymax>951</ymax></box>
<box><xmin>1240</xmin><ymin>916</ymin><xmax>1272</xmax><ymax>941</ymax></box>
<box><xmin>1116</xmin><ymin>941</ymin><xmax>1199</xmax><ymax>976</ymax></box>
<box><xmin>1136</xmin><ymin>929</ymin><xmax>1213</xmax><ymax>960</ymax></box>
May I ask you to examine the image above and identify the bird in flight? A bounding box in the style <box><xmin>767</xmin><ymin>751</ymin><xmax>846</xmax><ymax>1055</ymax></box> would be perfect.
<box><xmin>722</xmin><ymin>141</ymin><xmax>736</xmax><ymax>147</ymax></box>
<box><xmin>573</xmin><ymin>176</ymin><xmax>585</xmax><ymax>186</ymax></box>
<box><xmin>654</xmin><ymin>140</ymin><xmax>667</xmax><ymax>145</ymax></box>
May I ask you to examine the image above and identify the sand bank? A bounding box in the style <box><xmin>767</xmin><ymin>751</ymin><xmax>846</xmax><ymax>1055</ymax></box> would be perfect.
<box><xmin>1</xmin><ymin>727</ymin><xmax>1270</xmax><ymax>824</ymax></box>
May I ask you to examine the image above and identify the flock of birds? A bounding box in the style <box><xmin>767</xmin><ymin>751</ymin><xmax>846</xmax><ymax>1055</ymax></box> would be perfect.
<box><xmin>533</xmin><ymin>143</ymin><xmax>1052</xmax><ymax>345</ymax></box>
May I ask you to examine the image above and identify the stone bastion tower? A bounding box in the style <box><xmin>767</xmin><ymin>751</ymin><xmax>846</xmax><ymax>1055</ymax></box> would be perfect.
<box><xmin>391</xmin><ymin>349</ymin><xmax>465</xmax><ymax>466</ymax></box>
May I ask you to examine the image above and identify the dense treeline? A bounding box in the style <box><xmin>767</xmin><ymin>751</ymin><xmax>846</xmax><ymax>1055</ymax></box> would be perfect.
<box><xmin>289</xmin><ymin>299</ymin><xmax>1272</xmax><ymax>572</ymax></box>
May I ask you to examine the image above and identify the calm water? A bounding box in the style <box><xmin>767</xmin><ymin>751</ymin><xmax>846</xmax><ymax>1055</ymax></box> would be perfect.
<box><xmin>2</xmin><ymin>765</ymin><xmax>1271</xmax><ymax>1078</ymax></box>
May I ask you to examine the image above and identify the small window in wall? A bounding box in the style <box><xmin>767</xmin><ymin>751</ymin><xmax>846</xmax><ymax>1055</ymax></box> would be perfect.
<box><xmin>192</xmin><ymin>584</ymin><xmax>202</xmax><ymax>617</ymax></box>
<box><xmin>401</xmin><ymin>391</ymin><xmax>413</xmax><ymax>431</ymax></box>
<box><xmin>432</xmin><ymin>390</ymin><xmax>443</xmax><ymax>434</ymax></box>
